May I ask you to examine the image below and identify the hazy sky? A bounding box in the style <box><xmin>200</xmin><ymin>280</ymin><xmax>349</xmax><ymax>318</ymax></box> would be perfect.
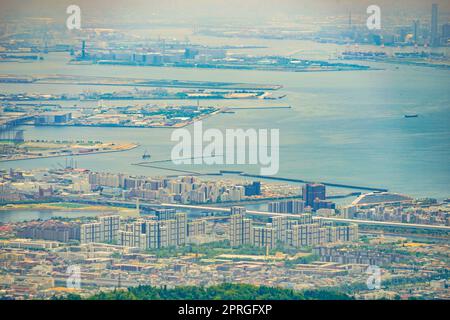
<box><xmin>1</xmin><ymin>0</ymin><xmax>449</xmax><ymax>22</ymax></box>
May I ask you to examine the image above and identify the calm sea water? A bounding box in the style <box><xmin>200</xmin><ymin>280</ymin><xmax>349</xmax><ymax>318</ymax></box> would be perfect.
<box><xmin>1</xmin><ymin>39</ymin><xmax>449</xmax><ymax>200</ymax></box>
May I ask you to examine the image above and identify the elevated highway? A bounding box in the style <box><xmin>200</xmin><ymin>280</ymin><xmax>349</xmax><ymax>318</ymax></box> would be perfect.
<box><xmin>156</xmin><ymin>203</ymin><xmax>450</xmax><ymax>231</ymax></box>
<box><xmin>64</xmin><ymin>197</ymin><xmax>450</xmax><ymax>232</ymax></box>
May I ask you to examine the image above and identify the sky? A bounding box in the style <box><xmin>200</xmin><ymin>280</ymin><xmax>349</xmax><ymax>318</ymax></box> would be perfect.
<box><xmin>1</xmin><ymin>0</ymin><xmax>449</xmax><ymax>22</ymax></box>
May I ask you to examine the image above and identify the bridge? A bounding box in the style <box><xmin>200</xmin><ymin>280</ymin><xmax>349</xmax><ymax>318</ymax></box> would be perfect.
<box><xmin>0</xmin><ymin>113</ymin><xmax>36</xmax><ymax>127</ymax></box>
<box><xmin>155</xmin><ymin>203</ymin><xmax>450</xmax><ymax>231</ymax></box>
<box><xmin>0</xmin><ymin>113</ymin><xmax>37</xmax><ymax>143</ymax></box>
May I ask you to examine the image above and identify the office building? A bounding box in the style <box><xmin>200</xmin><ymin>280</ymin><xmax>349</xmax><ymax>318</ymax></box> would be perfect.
<box><xmin>431</xmin><ymin>4</ymin><xmax>439</xmax><ymax>47</ymax></box>
<box><xmin>442</xmin><ymin>23</ymin><xmax>450</xmax><ymax>43</ymax></box>
<box><xmin>413</xmin><ymin>20</ymin><xmax>420</xmax><ymax>43</ymax></box>
<box><xmin>302</xmin><ymin>183</ymin><xmax>326</xmax><ymax>208</ymax></box>
<box><xmin>244</xmin><ymin>181</ymin><xmax>261</xmax><ymax>196</ymax></box>
<box><xmin>313</xmin><ymin>199</ymin><xmax>336</xmax><ymax>211</ymax></box>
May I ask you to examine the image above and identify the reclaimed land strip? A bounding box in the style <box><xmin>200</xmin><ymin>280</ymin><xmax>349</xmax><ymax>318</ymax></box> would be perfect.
<box><xmin>238</xmin><ymin>172</ymin><xmax>388</xmax><ymax>192</ymax></box>
<box><xmin>0</xmin><ymin>143</ymin><xmax>139</xmax><ymax>162</ymax></box>
<box><xmin>0</xmin><ymin>74</ymin><xmax>282</xmax><ymax>90</ymax></box>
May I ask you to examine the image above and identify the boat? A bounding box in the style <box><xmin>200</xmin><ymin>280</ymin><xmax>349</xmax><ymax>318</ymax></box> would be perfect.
<box><xmin>142</xmin><ymin>150</ymin><xmax>151</xmax><ymax>160</ymax></box>
<box><xmin>404</xmin><ymin>114</ymin><xmax>418</xmax><ymax>118</ymax></box>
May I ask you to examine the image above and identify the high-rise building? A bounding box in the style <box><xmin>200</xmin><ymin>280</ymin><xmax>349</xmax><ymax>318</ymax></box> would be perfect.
<box><xmin>144</xmin><ymin>220</ymin><xmax>159</xmax><ymax>249</ymax></box>
<box><xmin>123</xmin><ymin>177</ymin><xmax>144</xmax><ymax>190</ymax></box>
<box><xmin>269</xmin><ymin>216</ymin><xmax>287</xmax><ymax>243</ymax></box>
<box><xmin>131</xmin><ymin>220</ymin><xmax>145</xmax><ymax>248</ymax></box>
<box><xmin>442</xmin><ymin>23</ymin><xmax>450</xmax><ymax>43</ymax></box>
<box><xmin>98</xmin><ymin>215</ymin><xmax>121</xmax><ymax>243</ymax></box>
<box><xmin>230</xmin><ymin>206</ymin><xmax>246</xmax><ymax>215</ymax></box>
<box><xmin>252</xmin><ymin>224</ymin><xmax>275</xmax><ymax>249</ymax></box>
<box><xmin>88</xmin><ymin>172</ymin><xmax>123</xmax><ymax>188</ymax></box>
<box><xmin>118</xmin><ymin>230</ymin><xmax>134</xmax><ymax>247</ymax></box>
<box><xmin>229</xmin><ymin>206</ymin><xmax>252</xmax><ymax>247</ymax></box>
<box><xmin>119</xmin><ymin>213</ymin><xmax>187</xmax><ymax>249</ymax></box>
<box><xmin>413</xmin><ymin>20</ymin><xmax>420</xmax><ymax>43</ymax></box>
<box><xmin>244</xmin><ymin>181</ymin><xmax>261</xmax><ymax>196</ymax></box>
<box><xmin>342</xmin><ymin>205</ymin><xmax>358</xmax><ymax>219</ymax></box>
<box><xmin>81</xmin><ymin>40</ymin><xmax>86</xmax><ymax>59</ymax></box>
<box><xmin>187</xmin><ymin>220</ymin><xmax>206</xmax><ymax>237</ymax></box>
<box><xmin>313</xmin><ymin>199</ymin><xmax>336</xmax><ymax>211</ymax></box>
<box><xmin>302</xmin><ymin>183</ymin><xmax>326</xmax><ymax>208</ymax></box>
<box><xmin>80</xmin><ymin>222</ymin><xmax>102</xmax><ymax>244</ymax></box>
<box><xmin>268</xmin><ymin>199</ymin><xmax>305</xmax><ymax>214</ymax></box>
<box><xmin>80</xmin><ymin>215</ymin><xmax>120</xmax><ymax>244</ymax></box>
<box><xmin>229</xmin><ymin>186</ymin><xmax>245</xmax><ymax>201</ymax></box>
<box><xmin>160</xmin><ymin>219</ymin><xmax>177</xmax><ymax>247</ymax></box>
<box><xmin>175</xmin><ymin>212</ymin><xmax>187</xmax><ymax>246</ymax></box>
<box><xmin>431</xmin><ymin>4</ymin><xmax>439</xmax><ymax>47</ymax></box>
<box><xmin>290</xmin><ymin>223</ymin><xmax>319</xmax><ymax>247</ymax></box>
<box><xmin>287</xmin><ymin>222</ymin><xmax>357</xmax><ymax>248</ymax></box>
<box><xmin>155</xmin><ymin>208</ymin><xmax>177</xmax><ymax>221</ymax></box>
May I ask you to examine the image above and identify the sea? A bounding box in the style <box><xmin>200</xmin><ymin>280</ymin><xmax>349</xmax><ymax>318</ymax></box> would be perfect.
<box><xmin>0</xmin><ymin>36</ymin><xmax>449</xmax><ymax>204</ymax></box>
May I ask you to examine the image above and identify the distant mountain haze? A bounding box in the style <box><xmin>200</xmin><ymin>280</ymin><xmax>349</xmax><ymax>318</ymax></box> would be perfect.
<box><xmin>0</xmin><ymin>0</ymin><xmax>448</xmax><ymax>23</ymax></box>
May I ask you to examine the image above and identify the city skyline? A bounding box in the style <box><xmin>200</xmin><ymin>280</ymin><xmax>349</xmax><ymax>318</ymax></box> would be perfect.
<box><xmin>0</xmin><ymin>0</ymin><xmax>448</xmax><ymax>304</ymax></box>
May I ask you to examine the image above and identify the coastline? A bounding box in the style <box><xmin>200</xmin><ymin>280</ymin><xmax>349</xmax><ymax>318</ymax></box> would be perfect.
<box><xmin>0</xmin><ymin>142</ymin><xmax>139</xmax><ymax>163</ymax></box>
